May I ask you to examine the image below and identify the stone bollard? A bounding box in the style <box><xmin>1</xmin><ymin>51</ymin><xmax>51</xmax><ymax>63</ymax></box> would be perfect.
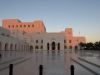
<box><xmin>39</xmin><ymin>65</ymin><xmax>43</xmax><ymax>75</ymax></box>
<box><xmin>70</xmin><ymin>65</ymin><xmax>74</xmax><ymax>75</ymax></box>
<box><xmin>9</xmin><ymin>64</ymin><xmax>13</xmax><ymax>75</ymax></box>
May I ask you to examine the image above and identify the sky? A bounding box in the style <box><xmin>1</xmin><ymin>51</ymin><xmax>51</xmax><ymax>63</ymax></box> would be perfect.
<box><xmin>0</xmin><ymin>0</ymin><xmax>100</xmax><ymax>42</ymax></box>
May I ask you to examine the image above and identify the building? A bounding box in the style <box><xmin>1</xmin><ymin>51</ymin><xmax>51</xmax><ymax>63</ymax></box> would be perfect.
<box><xmin>1</xmin><ymin>19</ymin><xmax>86</xmax><ymax>51</ymax></box>
<box><xmin>0</xmin><ymin>27</ymin><xmax>29</xmax><ymax>51</ymax></box>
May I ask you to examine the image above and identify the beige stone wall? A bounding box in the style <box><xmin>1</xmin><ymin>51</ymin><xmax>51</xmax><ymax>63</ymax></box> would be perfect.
<box><xmin>0</xmin><ymin>27</ymin><xmax>29</xmax><ymax>51</ymax></box>
<box><xmin>2</xmin><ymin>19</ymin><xmax>46</xmax><ymax>33</ymax></box>
<box><xmin>2</xmin><ymin>19</ymin><xmax>86</xmax><ymax>51</ymax></box>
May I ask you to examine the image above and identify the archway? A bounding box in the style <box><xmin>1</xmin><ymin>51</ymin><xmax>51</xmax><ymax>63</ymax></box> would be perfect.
<box><xmin>5</xmin><ymin>43</ymin><xmax>8</xmax><ymax>51</ymax></box>
<box><xmin>58</xmin><ymin>43</ymin><xmax>60</xmax><ymax>50</ymax></box>
<box><xmin>30</xmin><ymin>45</ymin><xmax>33</xmax><ymax>51</ymax></box>
<box><xmin>47</xmin><ymin>43</ymin><xmax>49</xmax><ymax>50</ymax></box>
<box><xmin>52</xmin><ymin>42</ymin><xmax>56</xmax><ymax>50</ymax></box>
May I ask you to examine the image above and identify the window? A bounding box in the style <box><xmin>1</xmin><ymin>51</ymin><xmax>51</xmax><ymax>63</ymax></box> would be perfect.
<box><xmin>36</xmin><ymin>40</ymin><xmax>38</xmax><ymax>43</ymax></box>
<box><xmin>69</xmin><ymin>46</ymin><xmax>72</xmax><ymax>49</ymax></box>
<box><xmin>35</xmin><ymin>45</ymin><xmax>38</xmax><ymax>49</ymax></box>
<box><xmin>12</xmin><ymin>25</ymin><xmax>14</xmax><ymax>28</ymax></box>
<box><xmin>64</xmin><ymin>40</ymin><xmax>66</xmax><ymax>43</ymax></box>
<box><xmin>41</xmin><ymin>40</ymin><xmax>43</xmax><ymax>43</ymax></box>
<box><xmin>28</xmin><ymin>25</ymin><xmax>30</xmax><ymax>27</ymax></box>
<box><xmin>1</xmin><ymin>33</ymin><xmax>5</xmax><ymax>36</ymax></box>
<box><xmin>32</xmin><ymin>24</ymin><xmax>34</xmax><ymax>27</ymax></box>
<box><xmin>69</xmin><ymin>40</ymin><xmax>71</xmax><ymax>43</ymax></box>
<box><xmin>8</xmin><ymin>25</ymin><xmax>10</xmax><ymax>28</ymax></box>
<box><xmin>24</xmin><ymin>25</ymin><xmax>26</xmax><ymax>27</ymax></box>
<box><xmin>20</xmin><ymin>25</ymin><xmax>22</xmax><ymax>27</ymax></box>
<box><xmin>16</xmin><ymin>25</ymin><xmax>18</xmax><ymax>28</ymax></box>
<box><xmin>64</xmin><ymin>45</ymin><xmax>67</xmax><ymax>49</ymax></box>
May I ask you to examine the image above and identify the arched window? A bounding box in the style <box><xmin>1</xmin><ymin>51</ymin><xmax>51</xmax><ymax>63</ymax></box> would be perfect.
<box><xmin>58</xmin><ymin>43</ymin><xmax>60</xmax><ymax>50</ymax></box>
<box><xmin>10</xmin><ymin>44</ymin><xmax>13</xmax><ymax>50</ymax></box>
<box><xmin>69</xmin><ymin>46</ymin><xmax>72</xmax><ymax>49</ymax></box>
<box><xmin>5</xmin><ymin>43</ymin><xmax>8</xmax><ymax>51</ymax></box>
<box><xmin>75</xmin><ymin>46</ymin><xmax>78</xmax><ymax>50</ymax></box>
<box><xmin>36</xmin><ymin>40</ymin><xmax>38</xmax><ymax>43</ymax></box>
<box><xmin>52</xmin><ymin>42</ymin><xmax>56</xmax><ymax>50</ymax></box>
<box><xmin>35</xmin><ymin>45</ymin><xmax>38</xmax><ymax>49</ymax></box>
<box><xmin>41</xmin><ymin>45</ymin><xmax>43</xmax><ymax>49</ymax></box>
<box><xmin>64</xmin><ymin>45</ymin><xmax>67</xmax><ymax>49</ymax></box>
<box><xmin>30</xmin><ymin>45</ymin><xmax>33</xmax><ymax>51</ymax></box>
<box><xmin>47</xmin><ymin>43</ymin><xmax>49</xmax><ymax>50</ymax></box>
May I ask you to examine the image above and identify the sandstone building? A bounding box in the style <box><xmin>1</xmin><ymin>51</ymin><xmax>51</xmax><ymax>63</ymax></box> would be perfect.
<box><xmin>0</xmin><ymin>19</ymin><xmax>86</xmax><ymax>51</ymax></box>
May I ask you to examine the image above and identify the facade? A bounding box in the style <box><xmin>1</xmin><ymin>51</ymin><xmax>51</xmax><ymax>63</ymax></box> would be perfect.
<box><xmin>0</xmin><ymin>27</ymin><xmax>29</xmax><ymax>51</ymax></box>
<box><xmin>1</xmin><ymin>19</ymin><xmax>86</xmax><ymax>51</ymax></box>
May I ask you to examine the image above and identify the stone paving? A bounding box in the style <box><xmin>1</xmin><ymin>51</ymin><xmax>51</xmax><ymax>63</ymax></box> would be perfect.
<box><xmin>0</xmin><ymin>50</ymin><xmax>100</xmax><ymax>75</ymax></box>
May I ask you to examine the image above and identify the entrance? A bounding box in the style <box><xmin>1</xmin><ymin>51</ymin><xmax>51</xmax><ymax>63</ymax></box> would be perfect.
<box><xmin>30</xmin><ymin>45</ymin><xmax>33</xmax><ymax>51</ymax></box>
<box><xmin>52</xmin><ymin>42</ymin><xmax>56</xmax><ymax>50</ymax></box>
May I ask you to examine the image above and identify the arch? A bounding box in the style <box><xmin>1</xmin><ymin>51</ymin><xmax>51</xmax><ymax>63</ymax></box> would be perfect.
<box><xmin>30</xmin><ymin>45</ymin><xmax>33</xmax><ymax>51</ymax></box>
<box><xmin>58</xmin><ymin>43</ymin><xmax>60</xmax><ymax>50</ymax></box>
<box><xmin>47</xmin><ymin>43</ymin><xmax>49</xmax><ymax>50</ymax></box>
<box><xmin>35</xmin><ymin>45</ymin><xmax>38</xmax><ymax>50</ymax></box>
<box><xmin>69</xmin><ymin>46</ymin><xmax>72</xmax><ymax>49</ymax></box>
<box><xmin>10</xmin><ymin>44</ymin><xmax>13</xmax><ymax>50</ymax></box>
<box><xmin>0</xmin><ymin>42</ymin><xmax>2</xmax><ymax>50</ymax></box>
<box><xmin>52</xmin><ymin>42</ymin><xmax>56</xmax><ymax>50</ymax></box>
<box><xmin>5</xmin><ymin>43</ymin><xmax>8</xmax><ymax>51</ymax></box>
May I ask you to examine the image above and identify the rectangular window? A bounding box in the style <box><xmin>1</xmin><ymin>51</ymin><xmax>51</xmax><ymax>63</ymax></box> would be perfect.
<box><xmin>8</xmin><ymin>25</ymin><xmax>10</xmax><ymax>28</ymax></box>
<box><xmin>69</xmin><ymin>40</ymin><xmax>71</xmax><ymax>43</ymax></box>
<box><xmin>64</xmin><ymin>40</ymin><xmax>66</xmax><ymax>43</ymax></box>
<box><xmin>24</xmin><ymin>25</ymin><xmax>26</xmax><ymax>27</ymax></box>
<box><xmin>32</xmin><ymin>24</ymin><xmax>34</xmax><ymax>27</ymax></box>
<box><xmin>16</xmin><ymin>25</ymin><xmax>18</xmax><ymax>28</ymax></box>
<box><xmin>36</xmin><ymin>40</ymin><xmax>38</xmax><ymax>43</ymax></box>
<box><xmin>12</xmin><ymin>25</ymin><xmax>14</xmax><ymax>28</ymax></box>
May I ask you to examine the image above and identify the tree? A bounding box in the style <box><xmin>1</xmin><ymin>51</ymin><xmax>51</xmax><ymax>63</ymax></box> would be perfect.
<box><xmin>79</xmin><ymin>42</ymin><xmax>86</xmax><ymax>50</ymax></box>
<box><xmin>85</xmin><ymin>42</ymin><xmax>94</xmax><ymax>50</ymax></box>
<box><xmin>94</xmin><ymin>41</ymin><xmax>100</xmax><ymax>50</ymax></box>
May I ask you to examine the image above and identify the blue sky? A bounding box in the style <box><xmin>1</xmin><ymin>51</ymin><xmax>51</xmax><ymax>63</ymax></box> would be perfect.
<box><xmin>0</xmin><ymin>0</ymin><xmax>100</xmax><ymax>42</ymax></box>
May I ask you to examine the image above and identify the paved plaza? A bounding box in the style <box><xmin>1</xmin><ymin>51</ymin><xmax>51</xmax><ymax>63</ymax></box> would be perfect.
<box><xmin>0</xmin><ymin>50</ymin><xmax>100</xmax><ymax>75</ymax></box>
